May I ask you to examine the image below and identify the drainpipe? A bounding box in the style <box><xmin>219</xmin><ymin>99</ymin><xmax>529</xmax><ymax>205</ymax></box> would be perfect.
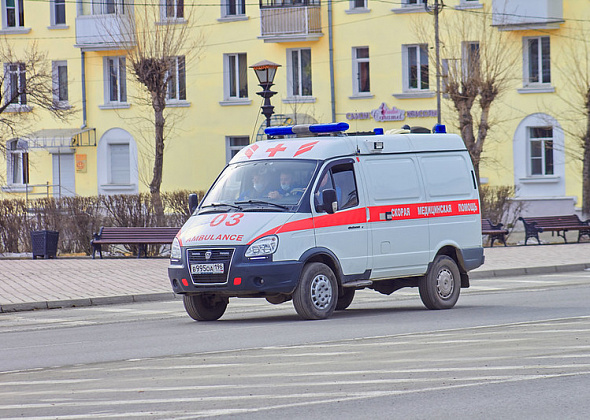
<box><xmin>81</xmin><ymin>49</ymin><xmax>87</xmax><ymax>129</ymax></box>
<box><xmin>328</xmin><ymin>0</ymin><xmax>336</xmax><ymax>123</ymax></box>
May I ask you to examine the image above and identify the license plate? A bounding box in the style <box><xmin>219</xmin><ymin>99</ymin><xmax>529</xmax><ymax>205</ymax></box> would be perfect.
<box><xmin>191</xmin><ymin>263</ymin><xmax>224</xmax><ymax>275</ymax></box>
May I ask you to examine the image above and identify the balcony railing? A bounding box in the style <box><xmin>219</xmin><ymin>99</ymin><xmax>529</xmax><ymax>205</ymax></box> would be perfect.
<box><xmin>75</xmin><ymin>13</ymin><xmax>135</xmax><ymax>50</ymax></box>
<box><xmin>259</xmin><ymin>1</ymin><xmax>322</xmax><ymax>42</ymax></box>
<box><xmin>492</xmin><ymin>0</ymin><xmax>563</xmax><ymax>30</ymax></box>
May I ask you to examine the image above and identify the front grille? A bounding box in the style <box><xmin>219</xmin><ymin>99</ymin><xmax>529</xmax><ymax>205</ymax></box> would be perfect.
<box><xmin>187</xmin><ymin>248</ymin><xmax>235</xmax><ymax>285</ymax></box>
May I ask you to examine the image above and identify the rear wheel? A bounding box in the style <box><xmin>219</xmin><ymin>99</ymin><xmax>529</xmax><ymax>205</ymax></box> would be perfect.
<box><xmin>419</xmin><ymin>255</ymin><xmax>461</xmax><ymax>310</ymax></box>
<box><xmin>335</xmin><ymin>288</ymin><xmax>355</xmax><ymax>311</ymax></box>
<box><xmin>183</xmin><ymin>294</ymin><xmax>228</xmax><ymax>321</ymax></box>
<box><xmin>293</xmin><ymin>262</ymin><xmax>338</xmax><ymax>320</ymax></box>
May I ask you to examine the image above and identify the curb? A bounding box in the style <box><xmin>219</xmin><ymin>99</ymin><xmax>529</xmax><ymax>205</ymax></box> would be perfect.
<box><xmin>2</xmin><ymin>264</ymin><xmax>589</xmax><ymax>314</ymax></box>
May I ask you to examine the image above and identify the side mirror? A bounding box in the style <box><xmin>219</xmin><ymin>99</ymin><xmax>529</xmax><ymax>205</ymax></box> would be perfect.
<box><xmin>188</xmin><ymin>193</ymin><xmax>199</xmax><ymax>214</ymax></box>
<box><xmin>321</xmin><ymin>189</ymin><xmax>338</xmax><ymax>214</ymax></box>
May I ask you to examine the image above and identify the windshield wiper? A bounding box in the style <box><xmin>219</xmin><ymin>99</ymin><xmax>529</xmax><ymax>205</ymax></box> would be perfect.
<box><xmin>199</xmin><ymin>203</ymin><xmax>243</xmax><ymax>213</ymax></box>
<box><xmin>235</xmin><ymin>200</ymin><xmax>289</xmax><ymax>211</ymax></box>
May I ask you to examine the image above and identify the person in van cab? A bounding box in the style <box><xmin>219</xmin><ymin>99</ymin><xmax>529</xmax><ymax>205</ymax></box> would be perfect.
<box><xmin>239</xmin><ymin>171</ymin><xmax>272</xmax><ymax>200</ymax></box>
<box><xmin>268</xmin><ymin>171</ymin><xmax>302</xmax><ymax>199</ymax></box>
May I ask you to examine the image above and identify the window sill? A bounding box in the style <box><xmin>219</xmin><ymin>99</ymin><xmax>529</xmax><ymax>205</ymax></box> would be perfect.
<box><xmin>393</xmin><ymin>91</ymin><xmax>436</xmax><ymax>99</ymax></box>
<box><xmin>217</xmin><ymin>15</ymin><xmax>249</xmax><ymax>22</ymax></box>
<box><xmin>100</xmin><ymin>184</ymin><xmax>136</xmax><ymax>191</ymax></box>
<box><xmin>166</xmin><ymin>100</ymin><xmax>191</xmax><ymax>108</ymax></box>
<box><xmin>156</xmin><ymin>18</ymin><xmax>187</xmax><ymax>25</ymax></box>
<box><xmin>283</xmin><ymin>96</ymin><xmax>316</xmax><ymax>104</ymax></box>
<box><xmin>349</xmin><ymin>93</ymin><xmax>374</xmax><ymax>100</ymax></box>
<box><xmin>219</xmin><ymin>99</ymin><xmax>252</xmax><ymax>106</ymax></box>
<box><xmin>1</xmin><ymin>184</ymin><xmax>31</xmax><ymax>193</ymax></box>
<box><xmin>455</xmin><ymin>2</ymin><xmax>483</xmax><ymax>10</ymax></box>
<box><xmin>47</xmin><ymin>24</ymin><xmax>69</xmax><ymax>30</ymax></box>
<box><xmin>392</xmin><ymin>6</ymin><xmax>427</xmax><ymax>14</ymax></box>
<box><xmin>519</xmin><ymin>176</ymin><xmax>560</xmax><ymax>184</ymax></box>
<box><xmin>53</xmin><ymin>102</ymin><xmax>72</xmax><ymax>110</ymax></box>
<box><xmin>345</xmin><ymin>8</ymin><xmax>371</xmax><ymax>14</ymax></box>
<box><xmin>518</xmin><ymin>86</ymin><xmax>555</xmax><ymax>94</ymax></box>
<box><xmin>0</xmin><ymin>27</ymin><xmax>31</xmax><ymax>34</ymax></box>
<box><xmin>99</xmin><ymin>103</ymin><xmax>131</xmax><ymax>110</ymax></box>
<box><xmin>4</xmin><ymin>104</ymin><xmax>32</xmax><ymax>113</ymax></box>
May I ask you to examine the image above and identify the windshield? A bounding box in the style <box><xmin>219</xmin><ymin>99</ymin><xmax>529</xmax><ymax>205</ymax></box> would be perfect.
<box><xmin>200</xmin><ymin>159</ymin><xmax>319</xmax><ymax>212</ymax></box>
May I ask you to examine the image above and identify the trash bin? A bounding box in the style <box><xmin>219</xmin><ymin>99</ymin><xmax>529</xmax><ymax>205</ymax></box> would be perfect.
<box><xmin>30</xmin><ymin>230</ymin><xmax>59</xmax><ymax>259</ymax></box>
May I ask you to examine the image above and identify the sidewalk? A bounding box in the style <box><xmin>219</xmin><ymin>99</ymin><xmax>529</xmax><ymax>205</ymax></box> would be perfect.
<box><xmin>2</xmin><ymin>242</ymin><xmax>590</xmax><ymax>313</ymax></box>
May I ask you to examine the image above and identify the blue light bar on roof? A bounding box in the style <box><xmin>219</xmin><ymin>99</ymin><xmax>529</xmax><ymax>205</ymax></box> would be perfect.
<box><xmin>265</xmin><ymin>122</ymin><xmax>350</xmax><ymax>136</ymax></box>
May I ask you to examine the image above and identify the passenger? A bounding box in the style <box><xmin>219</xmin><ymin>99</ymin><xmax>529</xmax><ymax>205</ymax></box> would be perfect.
<box><xmin>239</xmin><ymin>172</ymin><xmax>272</xmax><ymax>200</ymax></box>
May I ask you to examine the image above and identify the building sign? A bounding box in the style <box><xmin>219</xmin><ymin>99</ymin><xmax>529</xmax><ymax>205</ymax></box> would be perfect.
<box><xmin>75</xmin><ymin>154</ymin><xmax>87</xmax><ymax>173</ymax></box>
<box><xmin>346</xmin><ymin>103</ymin><xmax>437</xmax><ymax>122</ymax></box>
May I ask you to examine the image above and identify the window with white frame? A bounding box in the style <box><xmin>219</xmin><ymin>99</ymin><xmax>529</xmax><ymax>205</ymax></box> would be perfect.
<box><xmin>5</xmin><ymin>62</ymin><xmax>26</xmax><ymax>106</ymax></box>
<box><xmin>226</xmin><ymin>136</ymin><xmax>249</xmax><ymax>163</ymax></box>
<box><xmin>166</xmin><ymin>56</ymin><xmax>186</xmax><ymax>101</ymax></box>
<box><xmin>92</xmin><ymin>0</ymin><xmax>126</xmax><ymax>15</ymax></box>
<box><xmin>109</xmin><ymin>143</ymin><xmax>130</xmax><ymax>184</ymax></box>
<box><xmin>223</xmin><ymin>0</ymin><xmax>245</xmax><ymax>17</ymax></box>
<box><xmin>529</xmin><ymin>127</ymin><xmax>554</xmax><ymax>176</ymax></box>
<box><xmin>288</xmin><ymin>48</ymin><xmax>312</xmax><ymax>97</ymax></box>
<box><xmin>224</xmin><ymin>53</ymin><xmax>248</xmax><ymax>100</ymax></box>
<box><xmin>104</xmin><ymin>56</ymin><xmax>127</xmax><ymax>105</ymax></box>
<box><xmin>524</xmin><ymin>36</ymin><xmax>550</xmax><ymax>86</ymax></box>
<box><xmin>2</xmin><ymin>0</ymin><xmax>24</xmax><ymax>28</ymax></box>
<box><xmin>51</xmin><ymin>0</ymin><xmax>66</xmax><ymax>25</ymax></box>
<box><xmin>6</xmin><ymin>139</ymin><xmax>28</xmax><ymax>185</ymax></box>
<box><xmin>163</xmin><ymin>0</ymin><xmax>184</xmax><ymax>19</ymax></box>
<box><xmin>352</xmin><ymin>46</ymin><xmax>370</xmax><ymax>94</ymax></box>
<box><xmin>404</xmin><ymin>44</ymin><xmax>429</xmax><ymax>91</ymax></box>
<box><xmin>404</xmin><ymin>0</ymin><xmax>426</xmax><ymax>6</ymax></box>
<box><xmin>462</xmin><ymin>41</ymin><xmax>480</xmax><ymax>82</ymax></box>
<box><xmin>351</xmin><ymin>0</ymin><xmax>367</xmax><ymax>8</ymax></box>
<box><xmin>52</xmin><ymin>61</ymin><xmax>68</xmax><ymax>106</ymax></box>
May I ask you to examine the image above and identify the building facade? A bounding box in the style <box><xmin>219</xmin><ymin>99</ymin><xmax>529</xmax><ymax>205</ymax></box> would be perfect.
<box><xmin>0</xmin><ymin>0</ymin><xmax>586</xmax><ymax>216</ymax></box>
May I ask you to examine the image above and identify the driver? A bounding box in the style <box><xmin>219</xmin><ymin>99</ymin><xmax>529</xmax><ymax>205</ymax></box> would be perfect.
<box><xmin>268</xmin><ymin>171</ymin><xmax>301</xmax><ymax>199</ymax></box>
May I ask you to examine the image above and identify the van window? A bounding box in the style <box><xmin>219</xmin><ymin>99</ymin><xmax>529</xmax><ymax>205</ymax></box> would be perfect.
<box><xmin>315</xmin><ymin>163</ymin><xmax>359</xmax><ymax>212</ymax></box>
<box><xmin>365</xmin><ymin>158</ymin><xmax>421</xmax><ymax>202</ymax></box>
<box><xmin>420</xmin><ymin>155</ymin><xmax>472</xmax><ymax>198</ymax></box>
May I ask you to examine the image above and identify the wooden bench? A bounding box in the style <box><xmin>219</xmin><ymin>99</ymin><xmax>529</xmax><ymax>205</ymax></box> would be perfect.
<box><xmin>481</xmin><ymin>218</ymin><xmax>508</xmax><ymax>247</ymax></box>
<box><xmin>91</xmin><ymin>227</ymin><xmax>180</xmax><ymax>259</ymax></box>
<box><xmin>518</xmin><ymin>215</ymin><xmax>590</xmax><ymax>245</ymax></box>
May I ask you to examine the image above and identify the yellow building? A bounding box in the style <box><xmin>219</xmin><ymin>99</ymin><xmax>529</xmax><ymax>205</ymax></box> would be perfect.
<box><xmin>0</xmin><ymin>0</ymin><xmax>586</xmax><ymax>216</ymax></box>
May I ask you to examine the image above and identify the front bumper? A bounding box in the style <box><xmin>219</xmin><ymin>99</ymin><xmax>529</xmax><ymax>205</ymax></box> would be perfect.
<box><xmin>168</xmin><ymin>249</ymin><xmax>303</xmax><ymax>296</ymax></box>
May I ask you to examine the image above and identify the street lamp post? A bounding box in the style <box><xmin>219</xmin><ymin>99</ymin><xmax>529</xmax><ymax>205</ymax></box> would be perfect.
<box><xmin>250</xmin><ymin>60</ymin><xmax>281</xmax><ymax>132</ymax></box>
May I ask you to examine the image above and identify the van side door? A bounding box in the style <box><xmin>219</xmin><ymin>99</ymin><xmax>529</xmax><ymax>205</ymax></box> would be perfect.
<box><xmin>312</xmin><ymin>160</ymin><xmax>369</xmax><ymax>278</ymax></box>
<box><xmin>362</xmin><ymin>155</ymin><xmax>430</xmax><ymax>278</ymax></box>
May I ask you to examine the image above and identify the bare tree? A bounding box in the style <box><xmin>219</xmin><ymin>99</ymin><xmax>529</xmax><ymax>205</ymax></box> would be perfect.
<box><xmin>0</xmin><ymin>39</ymin><xmax>74</xmax><ymax>155</ymax></box>
<box><xmin>110</xmin><ymin>1</ymin><xmax>203</xmax><ymax>216</ymax></box>
<box><xmin>554</xmin><ymin>22</ymin><xmax>590</xmax><ymax>217</ymax></box>
<box><xmin>416</xmin><ymin>5</ymin><xmax>518</xmax><ymax>185</ymax></box>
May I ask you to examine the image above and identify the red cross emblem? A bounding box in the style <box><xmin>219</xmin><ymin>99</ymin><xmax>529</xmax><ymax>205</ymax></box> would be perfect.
<box><xmin>266</xmin><ymin>143</ymin><xmax>287</xmax><ymax>157</ymax></box>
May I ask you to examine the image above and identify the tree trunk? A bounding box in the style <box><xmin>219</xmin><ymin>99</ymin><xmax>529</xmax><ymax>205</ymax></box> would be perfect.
<box><xmin>582</xmin><ymin>108</ymin><xmax>590</xmax><ymax>218</ymax></box>
<box><xmin>149</xmin><ymin>93</ymin><xmax>166</xmax><ymax>224</ymax></box>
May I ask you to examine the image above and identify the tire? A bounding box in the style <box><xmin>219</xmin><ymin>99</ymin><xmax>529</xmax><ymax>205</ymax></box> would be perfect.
<box><xmin>335</xmin><ymin>288</ymin><xmax>355</xmax><ymax>311</ymax></box>
<box><xmin>293</xmin><ymin>262</ymin><xmax>338</xmax><ymax>320</ymax></box>
<box><xmin>183</xmin><ymin>294</ymin><xmax>228</xmax><ymax>321</ymax></box>
<box><xmin>419</xmin><ymin>255</ymin><xmax>461</xmax><ymax>310</ymax></box>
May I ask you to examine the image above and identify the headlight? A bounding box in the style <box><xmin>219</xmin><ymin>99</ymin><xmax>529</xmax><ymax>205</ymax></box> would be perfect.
<box><xmin>245</xmin><ymin>235</ymin><xmax>278</xmax><ymax>258</ymax></box>
<box><xmin>170</xmin><ymin>237</ymin><xmax>182</xmax><ymax>261</ymax></box>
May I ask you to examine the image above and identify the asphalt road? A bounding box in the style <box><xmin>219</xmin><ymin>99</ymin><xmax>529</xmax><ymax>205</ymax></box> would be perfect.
<box><xmin>1</xmin><ymin>271</ymin><xmax>590</xmax><ymax>419</ymax></box>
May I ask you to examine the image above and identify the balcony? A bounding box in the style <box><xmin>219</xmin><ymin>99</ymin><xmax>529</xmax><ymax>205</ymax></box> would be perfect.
<box><xmin>75</xmin><ymin>13</ymin><xmax>135</xmax><ymax>51</ymax></box>
<box><xmin>492</xmin><ymin>0</ymin><xmax>563</xmax><ymax>30</ymax></box>
<box><xmin>259</xmin><ymin>0</ymin><xmax>322</xmax><ymax>43</ymax></box>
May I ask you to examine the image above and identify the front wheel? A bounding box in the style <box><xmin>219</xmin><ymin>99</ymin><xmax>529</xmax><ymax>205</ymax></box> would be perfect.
<box><xmin>183</xmin><ymin>294</ymin><xmax>228</xmax><ymax>321</ymax></box>
<box><xmin>335</xmin><ymin>288</ymin><xmax>355</xmax><ymax>311</ymax></box>
<box><xmin>293</xmin><ymin>262</ymin><xmax>338</xmax><ymax>320</ymax></box>
<box><xmin>419</xmin><ymin>255</ymin><xmax>461</xmax><ymax>310</ymax></box>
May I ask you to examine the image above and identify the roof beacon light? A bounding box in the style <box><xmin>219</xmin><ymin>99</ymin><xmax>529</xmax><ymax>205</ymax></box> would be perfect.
<box><xmin>265</xmin><ymin>122</ymin><xmax>349</xmax><ymax>136</ymax></box>
<box><xmin>433</xmin><ymin>124</ymin><xmax>447</xmax><ymax>134</ymax></box>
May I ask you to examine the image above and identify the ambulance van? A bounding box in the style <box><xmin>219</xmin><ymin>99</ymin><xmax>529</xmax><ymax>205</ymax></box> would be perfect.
<box><xmin>168</xmin><ymin>122</ymin><xmax>484</xmax><ymax>321</ymax></box>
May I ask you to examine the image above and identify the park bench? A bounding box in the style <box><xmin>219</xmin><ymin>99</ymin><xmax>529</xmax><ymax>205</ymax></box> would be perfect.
<box><xmin>91</xmin><ymin>226</ymin><xmax>180</xmax><ymax>259</ymax></box>
<box><xmin>481</xmin><ymin>218</ymin><xmax>508</xmax><ymax>247</ymax></box>
<box><xmin>518</xmin><ymin>215</ymin><xmax>590</xmax><ymax>245</ymax></box>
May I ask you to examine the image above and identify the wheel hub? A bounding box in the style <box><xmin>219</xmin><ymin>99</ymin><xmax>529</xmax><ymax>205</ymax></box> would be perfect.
<box><xmin>436</xmin><ymin>268</ymin><xmax>454</xmax><ymax>299</ymax></box>
<box><xmin>310</xmin><ymin>274</ymin><xmax>333</xmax><ymax>310</ymax></box>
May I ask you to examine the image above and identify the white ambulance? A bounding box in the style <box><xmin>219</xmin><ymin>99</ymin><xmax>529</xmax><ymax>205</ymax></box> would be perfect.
<box><xmin>168</xmin><ymin>122</ymin><xmax>484</xmax><ymax>321</ymax></box>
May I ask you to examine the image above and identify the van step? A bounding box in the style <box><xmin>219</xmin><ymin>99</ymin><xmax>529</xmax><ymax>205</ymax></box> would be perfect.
<box><xmin>343</xmin><ymin>280</ymin><xmax>373</xmax><ymax>288</ymax></box>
